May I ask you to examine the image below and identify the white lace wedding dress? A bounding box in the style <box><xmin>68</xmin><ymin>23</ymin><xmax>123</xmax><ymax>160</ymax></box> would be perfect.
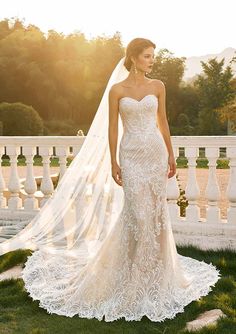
<box><xmin>21</xmin><ymin>94</ymin><xmax>220</xmax><ymax>322</ymax></box>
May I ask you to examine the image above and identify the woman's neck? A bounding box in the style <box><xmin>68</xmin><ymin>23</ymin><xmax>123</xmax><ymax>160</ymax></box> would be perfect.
<box><xmin>126</xmin><ymin>71</ymin><xmax>148</xmax><ymax>87</ymax></box>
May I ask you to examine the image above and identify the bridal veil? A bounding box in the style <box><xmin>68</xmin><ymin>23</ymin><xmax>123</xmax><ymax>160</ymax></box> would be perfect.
<box><xmin>0</xmin><ymin>56</ymin><xmax>129</xmax><ymax>260</ymax></box>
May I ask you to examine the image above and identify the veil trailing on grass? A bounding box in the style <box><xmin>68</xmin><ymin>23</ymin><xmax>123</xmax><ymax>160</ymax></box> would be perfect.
<box><xmin>0</xmin><ymin>56</ymin><xmax>129</xmax><ymax>259</ymax></box>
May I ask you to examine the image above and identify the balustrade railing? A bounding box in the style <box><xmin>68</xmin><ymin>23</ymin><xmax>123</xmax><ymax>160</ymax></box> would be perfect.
<box><xmin>0</xmin><ymin>135</ymin><xmax>235</xmax><ymax>249</ymax></box>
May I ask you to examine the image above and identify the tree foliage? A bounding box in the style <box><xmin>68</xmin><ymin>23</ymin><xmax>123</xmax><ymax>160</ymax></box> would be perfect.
<box><xmin>194</xmin><ymin>58</ymin><xmax>236</xmax><ymax>135</ymax></box>
<box><xmin>150</xmin><ymin>48</ymin><xmax>186</xmax><ymax>124</ymax></box>
<box><xmin>0</xmin><ymin>18</ymin><xmax>124</xmax><ymax>132</ymax></box>
<box><xmin>0</xmin><ymin>17</ymin><xmax>235</xmax><ymax>136</ymax></box>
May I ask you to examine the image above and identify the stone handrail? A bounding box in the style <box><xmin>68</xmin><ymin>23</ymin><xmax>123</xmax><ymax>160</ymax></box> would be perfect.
<box><xmin>0</xmin><ymin>135</ymin><xmax>236</xmax><ymax>249</ymax></box>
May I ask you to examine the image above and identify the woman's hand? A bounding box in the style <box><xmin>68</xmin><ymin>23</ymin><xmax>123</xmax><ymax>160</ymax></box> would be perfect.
<box><xmin>168</xmin><ymin>154</ymin><xmax>176</xmax><ymax>178</ymax></box>
<box><xmin>111</xmin><ymin>162</ymin><xmax>123</xmax><ymax>186</ymax></box>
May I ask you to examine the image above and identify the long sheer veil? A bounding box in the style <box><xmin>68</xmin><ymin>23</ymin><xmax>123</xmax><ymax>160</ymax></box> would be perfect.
<box><xmin>0</xmin><ymin>56</ymin><xmax>129</xmax><ymax>259</ymax></box>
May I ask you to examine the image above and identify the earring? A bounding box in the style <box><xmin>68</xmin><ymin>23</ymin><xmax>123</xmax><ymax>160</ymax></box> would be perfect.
<box><xmin>134</xmin><ymin>63</ymin><xmax>138</xmax><ymax>74</ymax></box>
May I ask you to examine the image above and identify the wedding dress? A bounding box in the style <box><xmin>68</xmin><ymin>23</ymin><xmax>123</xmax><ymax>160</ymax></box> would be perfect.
<box><xmin>0</xmin><ymin>57</ymin><xmax>220</xmax><ymax>322</ymax></box>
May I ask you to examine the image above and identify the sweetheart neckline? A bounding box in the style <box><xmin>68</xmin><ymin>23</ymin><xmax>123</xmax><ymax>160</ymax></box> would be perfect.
<box><xmin>119</xmin><ymin>94</ymin><xmax>158</xmax><ymax>103</ymax></box>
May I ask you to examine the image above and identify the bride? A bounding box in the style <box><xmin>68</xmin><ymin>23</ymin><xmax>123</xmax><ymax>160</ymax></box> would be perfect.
<box><xmin>0</xmin><ymin>37</ymin><xmax>220</xmax><ymax>322</ymax></box>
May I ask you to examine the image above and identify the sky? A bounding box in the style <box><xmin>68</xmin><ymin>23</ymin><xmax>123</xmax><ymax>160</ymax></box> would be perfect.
<box><xmin>0</xmin><ymin>0</ymin><xmax>235</xmax><ymax>58</ymax></box>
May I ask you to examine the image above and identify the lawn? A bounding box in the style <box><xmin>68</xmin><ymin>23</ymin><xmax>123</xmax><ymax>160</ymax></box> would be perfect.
<box><xmin>0</xmin><ymin>246</ymin><xmax>236</xmax><ymax>334</ymax></box>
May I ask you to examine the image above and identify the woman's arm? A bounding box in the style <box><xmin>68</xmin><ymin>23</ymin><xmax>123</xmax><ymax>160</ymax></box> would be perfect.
<box><xmin>155</xmin><ymin>80</ymin><xmax>176</xmax><ymax>178</ymax></box>
<box><xmin>108</xmin><ymin>86</ymin><xmax>119</xmax><ymax>165</ymax></box>
<box><xmin>108</xmin><ymin>86</ymin><xmax>123</xmax><ymax>186</ymax></box>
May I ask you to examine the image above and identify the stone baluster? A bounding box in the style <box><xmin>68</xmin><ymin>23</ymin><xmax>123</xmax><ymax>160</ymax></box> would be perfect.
<box><xmin>185</xmin><ymin>147</ymin><xmax>200</xmax><ymax>223</ymax></box>
<box><xmin>39</xmin><ymin>146</ymin><xmax>54</xmax><ymax>207</ymax></box>
<box><xmin>0</xmin><ymin>146</ymin><xmax>6</xmax><ymax>208</ymax></box>
<box><xmin>55</xmin><ymin>146</ymin><xmax>70</xmax><ymax>181</ymax></box>
<box><xmin>166</xmin><ymin>146</ymin><xmax>181</xmax><ymax>223</ymax></box>
<box><xmin>226</xmin><ymin>147</ymin><xmax>236</xmax><ymax>224</ymax></box>
<box><xmin>205</xmin><ymin>147</ymin><xmax>221</xmax><ymax>224</ymax></box>
<box><xmin>22</xmin><ymin>145</ymin><xmax>38</xmax><ymax>211</ymax></box>
<box><xmin>72</xmin><ymin>136</ymin><xmax>85</xmax><ymax>157</ymax></box>
<box><xmin>72</xmin><ymin>145</ymin><xmax>81</xmax><ymax>156</ymax></box>
<box><xmin>6</xmin><ymin>145</ymin><xmax>22</xmax><ymax>210</ymax></box>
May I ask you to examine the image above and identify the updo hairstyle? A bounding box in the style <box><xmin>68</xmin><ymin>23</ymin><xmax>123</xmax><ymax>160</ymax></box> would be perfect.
<box><xmin>124</xmin><ymin>38</ymin><xmax>156</xmax><ymax>72</ymax></box>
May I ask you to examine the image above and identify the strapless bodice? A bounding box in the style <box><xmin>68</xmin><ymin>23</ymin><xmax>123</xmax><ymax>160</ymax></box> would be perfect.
<box><xmin>118</xmin><ymin>94</ymin><xmax>158</xmax><ymax>135</ymax></box>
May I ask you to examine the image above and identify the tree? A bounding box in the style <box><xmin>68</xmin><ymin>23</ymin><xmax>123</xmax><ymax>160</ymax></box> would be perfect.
<box><xmin>214</xmin><ymin>78</ymin><xmax>236</xmax><ymax>133</ymax></box>
<box><xmin>149</xmin><ymin>48</ymin><xmax>186</xmax><ymax>124</ymax></box>
<box><xmin>0</xmin><ymin>102</ymin><xmax>44</xmax><ymax>135</ymax></box>
<box><xmin>170</xmin><ymin>113</ymin><xmax>195</xmax><ymax>135</ymax></box>
<box><xmin>215</xmin><ymin>96</ymin><xmax>236</xmax><ymax>133</ymax></box>
<box><xmin>0</xmin><ymin>18</ymin><xmax>124</xmax><ymax>129</ymax></box>
<box><xmin>176</xmin><ymin>85</ymin><xmax>200</xmax><ymax>129</ymax></box>
<box><xmin>194</xmin><ymin>57</ymin><xmax>235</xmax><ymax>135</ymax></box>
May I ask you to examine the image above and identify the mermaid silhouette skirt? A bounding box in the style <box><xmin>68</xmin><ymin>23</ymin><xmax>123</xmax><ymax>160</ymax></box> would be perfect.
<box><xmin>21</xmin><ymin>94</ymin><xmax>220</xmax><ymax>322</ymax></box>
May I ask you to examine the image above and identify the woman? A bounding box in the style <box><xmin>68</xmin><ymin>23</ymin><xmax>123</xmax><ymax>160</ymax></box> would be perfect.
<box><xmin>108</xmin><ymin>38</ymin><xmax>176</xmax><ymax>186</ymax></box>
<box><xmin>0</xmin><ymin>38</ymin><xmax>220</xmax><ymax>322</ymax></box>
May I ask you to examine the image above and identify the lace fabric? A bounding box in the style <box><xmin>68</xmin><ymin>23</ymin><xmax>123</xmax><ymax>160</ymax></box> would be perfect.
<box><xmin>20</xmin><ymin>94</ymin><xmax>221</xmax><ymax>322</ymax></box>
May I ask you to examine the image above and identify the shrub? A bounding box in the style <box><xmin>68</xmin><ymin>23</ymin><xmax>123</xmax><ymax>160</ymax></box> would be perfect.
<box><xmin>0</xmin><ymin>102</ymin><xmax>44</xmax><ymax>135</ymax></box>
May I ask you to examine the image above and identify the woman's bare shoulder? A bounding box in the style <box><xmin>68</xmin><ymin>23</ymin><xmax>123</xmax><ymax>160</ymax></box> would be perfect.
<box><xmin>149</xmin><ymin>78</ymin><xmax>164</xmax><ymax>86</ymax></box>
<box><xmin>148</xmin><ymin>79</ymin><xmax>165</xmax><ymax>97</ymax></box>
<box><xmin>109</xmin><ymin>81</ymin><xmax>126</xmax><ymax>98</ymax></box>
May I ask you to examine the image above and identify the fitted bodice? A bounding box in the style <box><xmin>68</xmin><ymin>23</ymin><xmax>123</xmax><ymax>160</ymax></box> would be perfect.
<box><xmin>119</xmin><ymin>94</ymin><xmax>158</xmax><ymax>135</ymax></box>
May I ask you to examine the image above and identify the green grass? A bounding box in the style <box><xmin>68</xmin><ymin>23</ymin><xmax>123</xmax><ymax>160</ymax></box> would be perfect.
<box><xmin>0</xmin><ymin>249</ymin><xmax>33</xmax><ymax>274</ymax></box>
<box><xmin>0</xmin><ymin>246</ymin><xmax>236</xmax><ymax>333</ymax></box>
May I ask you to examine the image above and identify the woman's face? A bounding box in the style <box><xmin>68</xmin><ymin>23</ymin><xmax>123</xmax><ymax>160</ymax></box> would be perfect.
<box><xmin>133</xmin><ymin>47</ymin><xmax>155</xmax><ymax>74</ymax></box>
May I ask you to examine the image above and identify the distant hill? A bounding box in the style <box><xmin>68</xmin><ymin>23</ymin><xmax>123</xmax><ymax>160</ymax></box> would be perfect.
<box><xmin>183</xmin><ymin>47</ymin><xmax>236</xmax><ymax>82</ymax></box>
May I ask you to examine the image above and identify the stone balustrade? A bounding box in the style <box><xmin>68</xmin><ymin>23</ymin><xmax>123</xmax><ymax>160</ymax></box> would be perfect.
<box><xmin>0</xmin><ymin>135</ymin><xmax>236</xmax><ymax>249</ymax></box>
